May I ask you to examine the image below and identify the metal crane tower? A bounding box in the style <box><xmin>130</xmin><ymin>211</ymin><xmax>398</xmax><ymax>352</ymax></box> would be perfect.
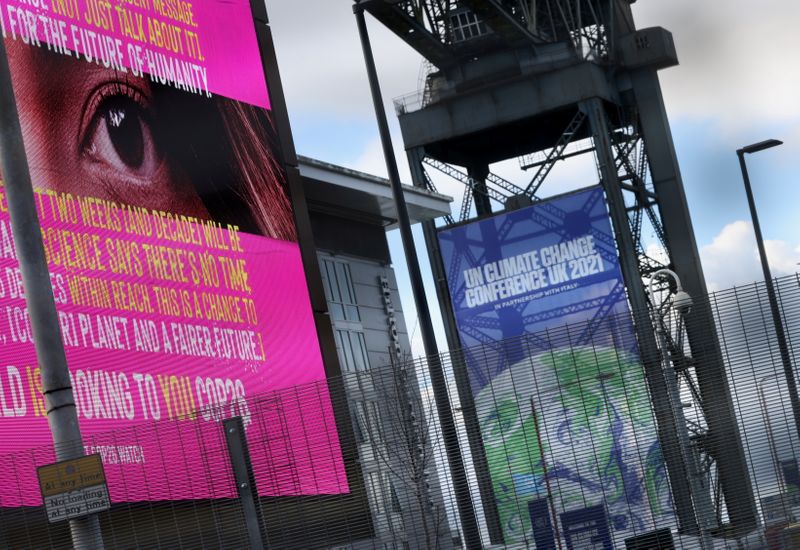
<box><xmin>355</xmin><ymin>0</ymin><xmax>758</xmax><ymax>544</ymax></box>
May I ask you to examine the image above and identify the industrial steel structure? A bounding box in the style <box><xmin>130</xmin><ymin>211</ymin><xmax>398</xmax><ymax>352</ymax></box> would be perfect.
<box><xmin>356</xmin><ymin>0</ymin><xmax>758</xmax><ymax>543</ymax></box>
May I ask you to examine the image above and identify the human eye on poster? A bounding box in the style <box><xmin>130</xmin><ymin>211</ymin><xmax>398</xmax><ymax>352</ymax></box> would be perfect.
<box><xmin>0</xmin><ymin>0</ymin><xmax>347</xmax><ymax>506</ymax></box>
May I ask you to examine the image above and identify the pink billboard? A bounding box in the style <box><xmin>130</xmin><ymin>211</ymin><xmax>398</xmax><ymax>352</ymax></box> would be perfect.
<box><xmin>0</xmin><ymin>0</ymin><xmax>270</xmax><ymax>108</ymax></box>
<box><xmin>0</xmin><ymin>0</ymin><xmax>348</xmax><ymax>506</ymax></box>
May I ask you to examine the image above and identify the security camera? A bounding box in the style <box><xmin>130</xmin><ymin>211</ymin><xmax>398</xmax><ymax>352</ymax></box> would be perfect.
<box><xmin>673</xmin><ymin>290</ymin><xmax>693</xmax><ymax>314</ymax></box>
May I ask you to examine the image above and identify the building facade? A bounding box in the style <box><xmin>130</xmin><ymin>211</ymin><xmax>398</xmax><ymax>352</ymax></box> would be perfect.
<box><xmin>301</xmin><ymin>157</ymin><xmax>455</xmax><ymax>549</ymax></box>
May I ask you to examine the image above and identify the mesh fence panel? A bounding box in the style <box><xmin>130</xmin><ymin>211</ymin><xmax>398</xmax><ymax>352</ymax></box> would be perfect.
<box><xmin>1</xmin><ymin>273</ymin><xmax>799</xmax><ymax>549</ymax></box>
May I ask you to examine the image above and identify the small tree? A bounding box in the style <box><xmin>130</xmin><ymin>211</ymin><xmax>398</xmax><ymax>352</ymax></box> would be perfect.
<box><xmin>366</xmin><ymin>354</ymin><xmax>450</xmax><ymax>549</ymax></box>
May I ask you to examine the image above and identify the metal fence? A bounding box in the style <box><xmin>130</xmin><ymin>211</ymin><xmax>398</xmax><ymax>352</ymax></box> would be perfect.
<box><xmin>1</xmin><ymin>273</ymin><xmax>800</xmax><ymax>549</ymax></box>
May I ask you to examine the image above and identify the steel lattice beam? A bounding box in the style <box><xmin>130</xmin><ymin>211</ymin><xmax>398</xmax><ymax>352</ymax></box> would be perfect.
<box><xmin>373</xmin><ymin>0</ymin><xmax>759</xmax><ymax>538</ymax></box>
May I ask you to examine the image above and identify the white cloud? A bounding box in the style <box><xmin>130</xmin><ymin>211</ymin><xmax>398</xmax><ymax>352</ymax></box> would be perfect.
<box><xmin>632</xmin><ymin>0</ymin><xmax>800</xmax><ymax>136</ymax></box>
<box><xmin>766</xmin><ymin>239</ymin><xmax>800</xmax><ymax>276</ymax></box>
<box><xmin>699</xmin><ymin>221</ymin><xmax>799</xmax><ymax>291</ymax></box>
<box><xmin>350</xmin><ymin>135</ymin><xmax>418</xmax><ymax>187</ymax></box>
<box><xmin>267</xmin><ymin>1</ymin><xmax>423</xmax><ymax>117</ymax></box>
<box><xmin>645</xmin><ymin>243</ymin><xmax>670</xmax><ymax>267</ymax></box>
<box><xmin>351</xmin><ymin>136</ymin><xmax>392</xmax><ymax>179</ymax></box>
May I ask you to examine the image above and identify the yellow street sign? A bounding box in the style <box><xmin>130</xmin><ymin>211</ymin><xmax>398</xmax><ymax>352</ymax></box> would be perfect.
<box><xmin>38</xmin><ymin>455</ymin><xmax>106</xmax><ymax>498</ymax></box>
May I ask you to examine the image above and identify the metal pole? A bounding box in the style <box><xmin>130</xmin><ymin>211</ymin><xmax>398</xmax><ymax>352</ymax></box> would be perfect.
<box><xmin>649</xmin><ymin>270</ymin><xmax>714</xmax><ymax>550</ymax></box>
<box><xmin>530</xmin><ymin>397</ymin><xmax>563</xmax><ymax>550</ymax></box>
<box><xmin>407</xmin><ymin>147</ymin><xmax>505</xmax><ymax>545</ymax></box>
<box><xmin>353</xmin><ymin>5</ymin><xmax>482</xmax><ymax>548</ymax></box>
<box><xmin>737</xmin><ymin>152</ymin><xmax>800</xmax><ymax>441</ymax></box>
<box><xmin>224</xmin><ymin>417</ymin><xmax>268</xmax><ymax>550</ymax></box>
<box><xmin>0</xmin><ymin>43</ymin><xmax>104</xmax><ymax>548</ymax></box>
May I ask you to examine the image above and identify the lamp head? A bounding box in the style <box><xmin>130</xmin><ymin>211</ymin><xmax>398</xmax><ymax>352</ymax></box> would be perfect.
<box><xmin>737</xmin><ymin>139</ymin><xmax>783</xmax><ymax>155</ymax></box>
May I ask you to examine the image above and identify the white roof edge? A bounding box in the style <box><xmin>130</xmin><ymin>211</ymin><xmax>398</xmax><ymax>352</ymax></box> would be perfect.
<box><xmin>297</xmin><ymin>155</ymin><xmax>453</xmax><ymax>205</ymax></box>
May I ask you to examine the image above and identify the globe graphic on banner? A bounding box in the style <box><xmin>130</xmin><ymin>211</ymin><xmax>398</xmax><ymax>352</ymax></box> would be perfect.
<box><xmin>475</xmin><ymin>347</ymin><xmax>675</xmax><ymax>543</ymax></box>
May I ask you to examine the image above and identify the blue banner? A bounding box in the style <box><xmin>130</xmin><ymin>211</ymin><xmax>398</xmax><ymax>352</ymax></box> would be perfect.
<box><xmin>438</xmin><ymin>186</ymin><xmax>637</xmax><ymax>394</ymax></box>
<box><xmin>438</xmin><ymin>186</ymin><xmax>673</xmax><ymax>543</ymax></box>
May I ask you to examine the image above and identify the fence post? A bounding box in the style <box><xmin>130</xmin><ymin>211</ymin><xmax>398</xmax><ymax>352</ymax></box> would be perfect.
<box><xmin>224</xmin><ymin>417</ymin><xmax>268</xmax><ymax>550</ymax></box>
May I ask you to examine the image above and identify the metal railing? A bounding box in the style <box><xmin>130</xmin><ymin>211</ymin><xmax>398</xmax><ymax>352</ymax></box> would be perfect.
<box><xmin>1</xmin><ymin>273</ymin><xmax>799</xmax><ymax>549</ymax></box>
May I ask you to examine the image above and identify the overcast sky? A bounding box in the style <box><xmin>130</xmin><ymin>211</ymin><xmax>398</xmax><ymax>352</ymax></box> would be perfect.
<box><xmin>265</xmin><ymin>1</ymin><xmax>800</xmax><ymax>353</ymax></box>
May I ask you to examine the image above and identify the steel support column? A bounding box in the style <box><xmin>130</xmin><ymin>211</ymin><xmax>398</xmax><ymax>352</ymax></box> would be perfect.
<box><xmin>629</xmin><ymin>70</ymin><xmax>758</xmax><ymax>533</ymax></box>
<box><xmin>582</xmin><ymin>97</ymin><xmax>699</xmax><ymax>534</ymax></box>
<box><xmin>467</xmin><ymin>165</ymin><xmax>493</xmax><ymax>217</ymax></box>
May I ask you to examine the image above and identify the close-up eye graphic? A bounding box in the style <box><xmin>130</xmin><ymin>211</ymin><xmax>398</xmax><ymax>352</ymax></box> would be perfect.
<box><xmin>80</xmin><ymin>83</ymin><xmax>162</xmax><ymax>182</ymax></box>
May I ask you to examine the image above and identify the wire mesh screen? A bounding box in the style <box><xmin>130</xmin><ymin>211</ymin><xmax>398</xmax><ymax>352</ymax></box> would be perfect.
<box><xmin>1</xmin><ymin>273</ymin><xmax>799</xmax><ymax>549</ymax></box>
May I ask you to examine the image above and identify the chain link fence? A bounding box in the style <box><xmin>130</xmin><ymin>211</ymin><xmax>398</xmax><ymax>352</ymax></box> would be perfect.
<box><xmin>1</xmin><ymin>273</ymin><xmax>799</xmax><ymax>549</ymax></box>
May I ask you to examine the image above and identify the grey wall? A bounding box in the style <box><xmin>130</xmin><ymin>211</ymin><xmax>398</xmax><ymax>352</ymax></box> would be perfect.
<box><xmin>311</xmin><ymin>211</ymin><xmax>452</xmax><ymax>549</ymax></box>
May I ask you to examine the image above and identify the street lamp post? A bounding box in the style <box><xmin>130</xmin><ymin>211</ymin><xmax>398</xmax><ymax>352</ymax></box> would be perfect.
<box><xmin>0</xmin><ymin>23</ymin><xmax>104</xmax><ymax>550</ymax></box>
<box><xmin>353</xmin><ymin>5</ymin><xmax>482</xmax><ymax>548</ymax></box>
<box><xmin>648</xmin><ymin>269</ymin><xmax>715</xmax><ymax>550</ymax></box>
<box><xmin>736</xmin><ymin>140</ymin><xmax>800</xmax><ymax>442</ymax></box>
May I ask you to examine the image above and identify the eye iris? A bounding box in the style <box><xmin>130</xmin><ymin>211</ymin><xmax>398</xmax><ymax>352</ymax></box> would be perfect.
<box><xmin>104</xmin><ymin>99</ymin><xmax>145</xmax><ymax>168</ymax></box>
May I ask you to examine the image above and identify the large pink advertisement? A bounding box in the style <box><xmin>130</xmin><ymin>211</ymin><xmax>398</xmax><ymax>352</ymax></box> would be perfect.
<box><xmin>0</xmin><ymin>0</ymin><xmax>270</xmax><ymax>108</ymax></box>
<box><xmin>0</xmin><ymin>0</ymin><xmax>348</xmax><ymax>506</ymax></box>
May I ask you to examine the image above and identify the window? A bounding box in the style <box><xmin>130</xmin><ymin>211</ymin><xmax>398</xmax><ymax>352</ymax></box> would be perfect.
<box><xmin>367</xmin><ymin>472</ymin><xmax>402</xmax><ymax>515</ymax></box>
<box><xmin>353</xmin><ymin>400</ymin><xmax>382</xmax><ymax>444</ymax></box>
<box><xmin>449</xmin><ymin>10</ymin><xmax>487</xmax><ymax>43</ymax></box>
<box><xmin>321</xmin><ymin>258</ymin><xmax>360</xmax><ymax>322</ymax></box>
<box><xmin>335</xmin><ymin>329</ymin><xmax>369</xmax><ymax>372</ymax></box>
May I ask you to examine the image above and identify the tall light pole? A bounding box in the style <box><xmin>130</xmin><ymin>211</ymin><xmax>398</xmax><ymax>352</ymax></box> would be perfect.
<box><xmin>736</xmin><ymin>140</ymin><xmax>800</xmax><ymax>442</ymax></box>
<box><xmin>353</xmin><ymin>4</ymin><xmax>482</xmax><ymax>548</ymax></box>
<box><xmin>0</xmin><ymin>34</ymin><xmax>103</xmax><ymax>549</ymax></box>
<box><xmin>648</xmin><ymin>269</ymin><xmax>715</xmax><ymax>550</ymax></box>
